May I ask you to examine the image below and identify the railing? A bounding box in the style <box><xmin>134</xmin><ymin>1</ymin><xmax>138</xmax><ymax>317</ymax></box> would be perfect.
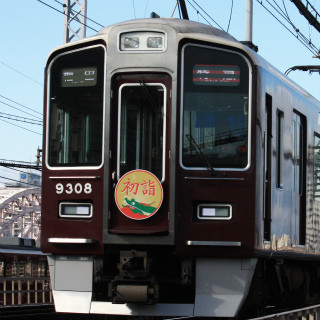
<box><xmin>0</xmin><ymin>277</ymin><xmax>52</xmax><ymax>306</ymax></box>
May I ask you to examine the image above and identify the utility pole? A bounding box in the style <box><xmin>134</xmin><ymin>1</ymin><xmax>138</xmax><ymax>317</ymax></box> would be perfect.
<box><xmin>64</xmin><ymin>0</ymin><xmax>87</xmax><ymax>43</ymax></box>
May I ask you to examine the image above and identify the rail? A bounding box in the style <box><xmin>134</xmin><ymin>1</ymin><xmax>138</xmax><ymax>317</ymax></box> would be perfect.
<box><xmin>248</xmin><ymin>304</ymin><xmax>320</xmax><ymax>320</ymax></box>
<box><xmin>0</xmin><ymin>277</ymin><xmax>52</xmax><ymax>306</ymax></box>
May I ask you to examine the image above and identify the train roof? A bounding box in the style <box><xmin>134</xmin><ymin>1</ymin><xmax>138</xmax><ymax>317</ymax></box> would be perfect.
<box><xmin>48</xmin><ymin>17</ymin><xmax>320</xmax><ymax>106</ymax></box>
<box><xmin>98</xmin><ymin>18</ymin><xmax>236</xmax><ymax>41</ymax></box>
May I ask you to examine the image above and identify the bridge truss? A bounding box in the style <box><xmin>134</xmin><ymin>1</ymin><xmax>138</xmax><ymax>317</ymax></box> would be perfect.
<box><xmin>0</xmin><ymin>188</ymin><xmax>41</xmax><ymax>245</ymax></box>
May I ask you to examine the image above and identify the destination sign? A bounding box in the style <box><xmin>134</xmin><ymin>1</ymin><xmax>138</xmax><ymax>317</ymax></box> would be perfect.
<box><xmin>61</xmin><ymin>67</ymin><xmax>97</xmax><ymax>87</ymax></box>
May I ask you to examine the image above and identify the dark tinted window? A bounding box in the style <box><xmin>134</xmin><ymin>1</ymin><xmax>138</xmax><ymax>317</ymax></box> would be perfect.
<box><xmin>181</xmin><ymin>44</ymin><xmax>250</xmax><ymax>169</ymax></box>
<box><xmin>48</xmin><ymin>46</ymin><xmax>105</xmax><ymax>167</ymax></box>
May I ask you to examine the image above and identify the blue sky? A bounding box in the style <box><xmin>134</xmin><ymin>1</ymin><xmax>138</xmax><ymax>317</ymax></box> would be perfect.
<box><xmin>1</xmin><ymin>0</ymin><xmax>320</xmax><ymax>185</ymax></box>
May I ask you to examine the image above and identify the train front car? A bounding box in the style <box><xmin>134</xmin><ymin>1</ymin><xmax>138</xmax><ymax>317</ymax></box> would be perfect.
<box><xmin>41</xmin><ymin>19</ymin><xmax>258</xmax><ymax>318</ymax></box>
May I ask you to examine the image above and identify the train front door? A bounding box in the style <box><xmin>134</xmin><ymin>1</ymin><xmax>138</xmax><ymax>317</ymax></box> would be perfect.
<box><xmin>108</xmin><ymin>73</ymin><xmax>171</xmax><ymax>235</ymax></box>
<box><xmin>292</xmin><ymin>111</ymin><xmax>306</xmax><ymax>245</ymax></box>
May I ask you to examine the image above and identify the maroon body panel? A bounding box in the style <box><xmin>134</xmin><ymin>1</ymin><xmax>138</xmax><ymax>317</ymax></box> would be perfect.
<box><xmin>41</xmin><ymin>168</ymin><xmax>104</xmax><ymax>255</ymax></box>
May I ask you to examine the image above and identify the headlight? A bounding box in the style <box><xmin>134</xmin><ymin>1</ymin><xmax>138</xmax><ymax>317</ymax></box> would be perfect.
<box><xmin>120</xmin><ymin>31</ymin><xmax>166</xmax><ymax>51</ymax></box>
<box><xmin>147</xmin><ymin>36</ymin><xmax>163</xmax><ymax>48</ymax></box>
<box><xmin>123</xmin><ymin>36</ymin><xmax>139</xmax><ymax>49</ymax></box>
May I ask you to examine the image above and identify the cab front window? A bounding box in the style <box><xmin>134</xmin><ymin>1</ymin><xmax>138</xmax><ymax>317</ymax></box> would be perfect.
<box><xmin>181</xmin><ymin>44</ymin><xmax>251</xmax><ymax>170</ymax></box>
<box><xmin>47</xmin><ymin>45</ymin><xmax>105</xmax><ymax>167</ymax></box>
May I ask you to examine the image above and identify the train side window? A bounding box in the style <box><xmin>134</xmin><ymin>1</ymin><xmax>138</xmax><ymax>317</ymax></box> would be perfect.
<box><xmin>276</xmin><ymin>110</ymin><xmax>284</xmax><ymax>188</ymax></box>
<box><xmin>314</xmin><ymin>134</ymin><xmax>320</xmax><ymax>201</ymax></box>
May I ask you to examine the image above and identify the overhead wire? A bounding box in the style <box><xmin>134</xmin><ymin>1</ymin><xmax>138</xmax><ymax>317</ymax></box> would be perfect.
<box><xmin>0</xmin><ymin>61</ymin><xmax>43</xmax><ymax>87</ymax></box>
<box><xmin>0</xmin><ymin>112</ymin><xmax>42</xmax><ymax>126</ymax></box>
<box><xmin>227</xmin><ymin>0</ymin><xmax>234</xmax><ymax>32</ymax></box>
<box><xmin>144</xmin><ymin>0</ymin><xmax>149</xmax><ymax>18</ymax></box>
<box><xmin>185</xmin><ymin>0</ymin><xmax>225</xmax><ymax>30</ymax></box>
<box><xmin>0</xmin><ymin>94</ymin><xmax>42</xmax><ymax>117</ymax></box>
<box><xmin>255</xmin><ymin>0</ymin><xmax>319</xmax><ymax>57</ymax></box>
<box><xmin>52</xmin><ymin>0</ymin><xmax>105</xmax><ymax>28</ymax></box>
<box><xmin>0</xmin><ymin>118</ymin><xmax>42</xmax><ymax>136</ymax></box>
<box><xmin>0</xmin><ymin>175</ymin><xmax>40</xmax><ymax>187</ymax></box>
<box><xmin>0</xmin><ymin>158</ymin><xmax>38</xmax><ymax>165</ymax></box>
<box><xmin>132</xmin><ymin>0</ymin><xmax>136</xmax><ymax>19</ymax></box>
<box><xmin>0</xmin><ymin>100</ymin><xmax>42</xmax><ymax>121</ymax></box>
<box><xmin>36</xmin><ymin>0</ymin><xmax>99</xmax><ymax>33</ymax></box>
<box><xmin>171</xmin><ymin>1</ymin><xmax>179</xmax><ymax>18</ymax></box>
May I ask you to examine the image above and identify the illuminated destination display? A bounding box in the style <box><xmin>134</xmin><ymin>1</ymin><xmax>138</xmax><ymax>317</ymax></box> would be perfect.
<box><xmin>61</xmin><ymin>67</ymin><xmax>97</xmax><ymax>87</ymax></box>
<box><xmin>193</xmin><ymin>64</ymin><xmax>240</xmax><ymax>86</ymax></box>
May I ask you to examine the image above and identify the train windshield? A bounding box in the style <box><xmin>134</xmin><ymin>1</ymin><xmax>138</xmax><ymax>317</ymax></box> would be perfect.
<box><xmin>47</xmin><ymin>45</ymin><xmax>105</xmax><ymax>167</ymax></box>
<box><xmin>181</xmin><ymin>44</ymin><xmax>250</xmax><ymax>170</ymax></box>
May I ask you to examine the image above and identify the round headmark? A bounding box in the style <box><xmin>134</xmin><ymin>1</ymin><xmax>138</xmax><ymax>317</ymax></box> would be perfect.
<box><xmin>115</xmin><ymin>170</ymin><xmax>163</xmax><ymax>220</ymax></box>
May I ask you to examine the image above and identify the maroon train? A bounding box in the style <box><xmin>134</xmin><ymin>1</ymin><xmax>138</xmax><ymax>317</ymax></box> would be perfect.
<box><xmin>41</xmin><ymin>17</ymin><xmax>320</xmax><ymax>318</ymax></box>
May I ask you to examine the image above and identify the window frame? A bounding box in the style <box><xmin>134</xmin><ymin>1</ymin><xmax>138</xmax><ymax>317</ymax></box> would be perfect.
<box><xmin>116</xmin><ymin>82</ymin><xmax>167</xmax><ymax>182</ymax></box>
<box><xmin>46</xmin><ymin>44</ymin><xmax>106</xmax><ymax>170</ymax></box>
<box><xmin>276</xmin><ymin>109</ymin><xmax>284</xmax><ymax>189</ymax></box>
<box><xmin>179</xmin><ymin>43</ymin><xmax>252</xmax><ymax>172</ymax></box>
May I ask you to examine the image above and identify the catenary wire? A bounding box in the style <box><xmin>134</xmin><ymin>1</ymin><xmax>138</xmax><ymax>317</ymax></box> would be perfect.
<box><xmin>0</xmin><ymin>112</ymin><xmax>42</xmax><ymax>126</ymax></box>
<box><xmin>132</xmin><ymin>0</ymin><xmax>136</xmax><ymax>19</ymax></box>
<box><xmin>186</xmin><ymin>0</ymin><xmax>225</xmax><ymax>31</ymax></box>
<box><xmin>52</xmin><ymin>0</ymin><xmax>105</xmax><ymax>28</ymax></box>
<box><xmin>227</xmin><ymin>0</ymin><xmax>234</xmax><ymax>32</ymax></box>
<box><xmin>0</xmin><ymin>118</ymin><xmax>42</xmax><ymax>136</ymax></box>
<box><xmin>5</xmin><ymin>166</ymin><xmax>38</xmax><ymax>176</ymax></box>
<box><xmin>0</xmin><ymin>94</ymin><xmax>42</xmax><ymax>117</ymax></box>
<box><xmin>255</xmin><ymin>0</ymin><xmax>319</xmax><ymax>57</ymax></box>
<box><xmin>36</xmin><ymin>0</ymin><xmax>99</xmax><ymax>33</ymax></box>
<box><xmin>0</xmin><ymin>100</ymin><xmax>42</xmax><ymax>121</ymax></box>
<box><xmin>0</xmin><ymin>175</ymin><xmax>40</xmax><ymax>187</ymax></box>
<box><xmin>0</xmin><ymin>158</ymin><xmax>39</xmax><ymax>165</ymax></box>
<box><xmin>0</xmin><ymin>61</ymin><xmax>43</xmax><ymax>87</ymax></box>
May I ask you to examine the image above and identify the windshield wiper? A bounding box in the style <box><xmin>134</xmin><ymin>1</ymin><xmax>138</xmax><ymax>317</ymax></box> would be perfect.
<box><xmin>138</xmin><ymin>80</ymin><xmax>162</xmax><ymax>116</ymax></box>
<box><xmin>186</xmin><ymin>134</ymin><xmax>216</xmax><ymax>176</ymax></box>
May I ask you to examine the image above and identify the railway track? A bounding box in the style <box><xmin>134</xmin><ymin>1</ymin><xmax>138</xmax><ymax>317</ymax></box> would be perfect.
<box><xmin>0</xmin><ymin>305</ymin><xmax>111</xmax><ymax>319</ymax></box>
<box><xmin>249</xmin><ymin>304</ymin><xmax>320</xmax><ymax>320</ymax></box>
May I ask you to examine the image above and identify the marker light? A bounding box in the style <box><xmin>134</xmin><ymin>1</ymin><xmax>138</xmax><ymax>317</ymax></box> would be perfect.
<box><xmin>197</xmin><ymin>204</ymin><xmax>232</xmax><ymax>220</ymax></box>
<box><xmin>59</xmin><ymin>203</ymin><xmax>93</xmax><ymax>218</ymax></box>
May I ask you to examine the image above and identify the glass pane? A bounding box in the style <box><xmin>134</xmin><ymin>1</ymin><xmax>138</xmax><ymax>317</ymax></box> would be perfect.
<box><xmin>119</xmin><ymin>84</ymin><xmax>164</xmax><ymax>180</ymax></box>
<box><xmin>182</xmin><ymin>45</ymin><xmax>250</xmax><ymax>169</ymax></box>
<box><xmin>276</xmin><ymin>111</ymin><xmax>284</xmax><ymax>188</ymax></box>
<box><xmin>48</xmin><ymin>46</ymin><xmax>105</xmax><ymax>167</ymax></box>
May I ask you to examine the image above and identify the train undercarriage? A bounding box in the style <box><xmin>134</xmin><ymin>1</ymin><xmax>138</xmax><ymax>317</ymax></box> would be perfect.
<box><xmin>47</xmin><ymin>248</ymin><xmax>320</xmax><ymax>318</ymax></box>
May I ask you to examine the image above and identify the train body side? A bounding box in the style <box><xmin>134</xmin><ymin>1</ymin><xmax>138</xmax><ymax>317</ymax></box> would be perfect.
<box><xmin>254</xmin><ymin>61</ymin><xmax>320</xmax><ymax>254</ymax></box>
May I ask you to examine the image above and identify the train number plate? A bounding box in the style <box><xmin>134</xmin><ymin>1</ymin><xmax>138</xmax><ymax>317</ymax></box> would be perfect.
<box><xmin>55</xmin><ymin>183</ymin><xmax>92</xmax><ymax>195</ymax></box>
